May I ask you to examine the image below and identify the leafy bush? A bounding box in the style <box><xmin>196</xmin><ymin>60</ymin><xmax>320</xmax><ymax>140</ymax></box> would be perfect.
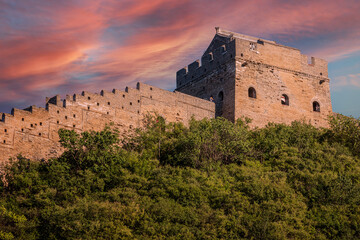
<box><xmin>1</xmin><ymin>115</ymin><xmax>360</xmax><ymax>239</ymax></box>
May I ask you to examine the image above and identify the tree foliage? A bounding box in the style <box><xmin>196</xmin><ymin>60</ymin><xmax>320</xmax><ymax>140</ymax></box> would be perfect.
<box><xmin>1</xmin><ymin>114</ymin><xmax>360</xmax><ymax>239</ymax></box>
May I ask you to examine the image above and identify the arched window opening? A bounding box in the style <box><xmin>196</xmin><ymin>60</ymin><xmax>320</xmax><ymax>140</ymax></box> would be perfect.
<box><xmin>313</xmin><ymin>101</ymin><xmax>320</xmax><ymax>112</ymax></box>
<box><xmin>248</xmin><ymin>87</ymin><xmax>256</xmax><ymax>98</ymax></box>
<box><xmin>208</xmin><ymin>52</ymin><xmax>214</xmax><ymax>61</ymax></box>
<box><xmin>221</xmin><ymin>45</ymin><xmax>227</xmax><ymax>54</ymax></box>
<box><xmin>218</xmin><ymin>91</ymin><xmax>224</xmax><ymax>101</ymax></box>
<box><xmin>281</xmin><ymin>94</ymin><xmax>289</xmax><ymax>106</ymax></box>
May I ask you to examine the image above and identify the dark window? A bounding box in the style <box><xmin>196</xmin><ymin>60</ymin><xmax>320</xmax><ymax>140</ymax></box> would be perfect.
<box><xmin>88</xmin><ymin>106</ymin><xmax>90</xmax><ymax>110</ymax></box>
<box><xmin>57</xmin><ymin>110</ymin><xmax>60</xmax><ymax>114</ymax></box>
<box><xmin>21</xmin><ymin>128</ymin><xmax>24</xmax><ymax>132</ymax></box>
<box><xmin>130</xmin><ymin>102</ymin><xmax>132</xmax><ymax>105</ymax></box>
<box><xmin>209</xmin><ymin>53</ymin><xmax>214</xmax><ymax>61</ymax></box>
<box><xmin>57</xmin><ymin>120</ymin><xmax>59</xmax><ymax>124</ymax></box>
<box><xmin>313</xmin><ymin>101</ymin><xmax>320</xmax><ymax>112</ymax></box>
<box><xmin>30</xmin><ymin>124</ymin><xmax>33</xmax><ymax>127</ymax></box>
<box><xmin>40</xmin><ymin>122</ymin><xmax>42</xmax><ymax>126</ymax></box>
<box><xmin>39</xmin><ymin>133</ymin><xmax>41</xmax><ymax>136</ymax></box>
<box><xmin>281</xmin><ymin>94</ymin><xmax>289</xmax><ymax>106</ymax></box>
<box><xmin>73</xmin><ymin>114</ymin><xmax>76</xmax><ymax>118</ymax></box>
<box><xmin>88</xmin><ymin>96</ymin><xmax>91</xmax><ymax>100</ymax></box>
<box><xmin>248</xmin><ymin>87</ymin><xmax>256</xmax><ymax>98</ymax></box>
<box><xmin>108</xmin><ymin>102</ymin><xmax>110</xmax><ymax>105</ymax></box>
<box><xmin>65</xmin><ymin>116</ymin><xmax>68</xmax><ymax>119</ymax></box>
<box><xmin>3</xmin><ymin>140</ymin><xmax>5</xmax><ymax>143</ymax></box>
<box><xmin>218</xmin><ymin>91</ymin><xmax>224</xmax><ymax>101</ymax></box>
<box><xmin>4</xmin><ymin>129</ymin><xmax>7</xmax><ymax>133</ymax></box>
<box><xmin>22</xmin><ymin>118</ymin><xmax>24</xmax><ymax>121</ymax></box>
<box><xmin>97</xmin><ymin>102</ymin><xmax>99</xmax><ymax>106</ymax></box>
<box><xmin>123</xmin><ymin>94</ymin><xmax>125</xmax><ymax>98</ymax></box>
<box><xmin>150</xmin><ymin>87</ymin><xmax>153</xmax><ymax>90</ymax></box>
<box><xmin>221</xmin><ymin>45</ymin><xmax>227</xmax><ymax>54</ymax></box>
<box><xmin>73</xmin><ymin>125</ymin><xmax>76</xmax><ymax>128</ymax></box>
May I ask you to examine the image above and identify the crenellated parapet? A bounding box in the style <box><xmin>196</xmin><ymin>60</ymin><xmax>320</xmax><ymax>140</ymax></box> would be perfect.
<box><xmin>176</xmin><ymin>40</ymin><xmax>236</xmax><ymax>89</ymax></box>
<box><xmin>300</xmin><ymin>54</ymin><xmax>328</xmax><ymax>78</ymax></box>
<box><xmin>0</xmin><ymin>27</ymin><xmax>334</xmax><ymax>163</ymax></box>
<box><xmin>177</xmin><ymin>27</ymin><xmax>329</xmax><ymax>92</ymax></box>
<box><xmin>0</xmin><ymin>83</ymin><xmax>215</xmax><ymax>163</ymax></box>
<box><xmin>175</xmin><ymin>27</ymin><xmax>332</xmax><ymax>128</ymax></box>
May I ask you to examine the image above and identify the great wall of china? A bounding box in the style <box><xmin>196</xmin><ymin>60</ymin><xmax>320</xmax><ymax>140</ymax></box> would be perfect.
<box><xmin>0</xmin><ymin>28</ymin><xmax>333</xmax><ymax>163</ymax></box>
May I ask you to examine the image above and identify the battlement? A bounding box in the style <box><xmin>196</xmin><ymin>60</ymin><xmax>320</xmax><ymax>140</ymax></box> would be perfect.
<box><xmin>176</xmin><ymin>27</ymin><xmax>332</xmax><ymax>128</ymax></box>
<box><xmin>0</xmin><ymin>83</ymin><xmax>215</xmax><ymax>163</ymax></box>
<box><xmin>176</xmin><ymin>41</ymin><xmax>236</xmax><ymax>89</ymax></box>
<box><xmin>46</xmin><ymin>95</ymin><xmax>62</xmax><ymax>107</ymax></box>
<box><xmin>177</xmin><ymin>28</ymin><xmax>328</xmax><ymax>90</ymax></box>
<box><xmin>0</xmin><ymin>27</ymin><xmax>333</xmax><ymax>164</ymax></box>
<box><xmin>215</xmin><ymin>27</ymin><xmax>276</xmax><ymax>45</ymax></box>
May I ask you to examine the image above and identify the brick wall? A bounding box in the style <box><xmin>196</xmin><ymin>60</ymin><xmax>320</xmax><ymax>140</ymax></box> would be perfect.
<box><xmin>0</xmin><ymin>83</ymin><xmax>214</xmax><ymax>163</ymax></box>
<box><xmin>0</xmin><ymin>28</ymin><xmax>334</xmax><ymax>164</ymax></box>
<box><xmin>176</xmin><ymin>28</ymin><xmax>332</xmax><ymax>128</ymax></box>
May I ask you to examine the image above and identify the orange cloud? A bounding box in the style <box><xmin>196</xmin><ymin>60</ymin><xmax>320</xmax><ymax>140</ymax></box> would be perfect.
<box><xmin>1</xmin><ymin>38</ymin><xmax>93</xmax><ymax>79</ymax></box>
<box><xmin>0</xmin><ymin>0</ymin><xmax>105</xmax><ymax>94</ymax></box>
<box><xmin>102</xmin><ymin>0</ymin><xmax>189</xmax><ymax>23</ymax></box>
<box><xmin>1</xmin><ymin>0</ymin><xmax>360</xmax><ymax>113</ymax></box>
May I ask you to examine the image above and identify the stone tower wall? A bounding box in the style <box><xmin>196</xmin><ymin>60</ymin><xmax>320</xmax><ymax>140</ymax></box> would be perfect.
<box><xmin>0</xmin><ymin>83</ymin><xmax>215</xmax><ymax>163</ymax></box>
<box><xmin>0</xmin><ymin>28</ymin><xmax>334</xmax><ymax>164</ymax></box>
<box><xmin>176</xmin><ymin>29</ymin><xmax>332</xmax><ymax>128</ymax></box>
<box><xmin>176</xmin><ymin>41</ymin><xmax>237</xmax><ymax>121</ymax></box>
<box><xmin>233</xmin><ymin>37</ymin><xmax>332</xmax><ymax>128</ymax></box>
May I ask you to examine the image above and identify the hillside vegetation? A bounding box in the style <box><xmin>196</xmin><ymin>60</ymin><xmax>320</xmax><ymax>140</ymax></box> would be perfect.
<box><xmin>1</xmin><ymin>115</ymin><xmax>360</xmax><ymax>239</ymax></box>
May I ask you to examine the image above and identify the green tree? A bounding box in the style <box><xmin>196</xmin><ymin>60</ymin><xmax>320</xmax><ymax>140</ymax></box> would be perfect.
<box><xmin>1</xmin><ymin>116</ymin><xmax>360</xmax><ymax>239</ymax></box>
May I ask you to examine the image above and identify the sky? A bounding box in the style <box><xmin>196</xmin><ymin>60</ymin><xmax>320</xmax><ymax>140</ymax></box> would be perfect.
<box><xmin>0</xmin><ymin>0</ymin><xmax>359</xmax><ymax>117</ymax></box>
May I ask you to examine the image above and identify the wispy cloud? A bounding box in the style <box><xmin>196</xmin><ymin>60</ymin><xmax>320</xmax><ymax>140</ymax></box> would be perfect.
<box><xmin>332</xmin><ymin>73</ymin><xmax>360</xmax><ymax>89</ymax></box>
<box><xmin>0</xmin><ymin>0</ymin><xmax>360</xmax><ymax>113</ymax></box>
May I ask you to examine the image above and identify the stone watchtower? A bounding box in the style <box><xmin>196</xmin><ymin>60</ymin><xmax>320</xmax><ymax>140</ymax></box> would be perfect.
<box><xmin>175</xmin><ymin>27</ymin><xmax>332</xmax><ymax>128</ymax></box>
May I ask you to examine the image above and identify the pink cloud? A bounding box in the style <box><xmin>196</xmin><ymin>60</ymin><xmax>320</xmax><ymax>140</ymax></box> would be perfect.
<box><xmin>104</xmin><ymin>0</ymin><xmax>186</xmax><ymax>20</ymax></box>
<box><xmin>0</xmin><ymin>0</ymin><xmax>105</xmax><ymax>93</ymax></box>
<box><xmin>1</xmin><ymin>0</ymin><xmax>360</xmax><ymax>112</ymax></box>
<box><xmin>333</xmin><ymin>73</ymin><xmax>360</xmax><ymax>89</ymax></box>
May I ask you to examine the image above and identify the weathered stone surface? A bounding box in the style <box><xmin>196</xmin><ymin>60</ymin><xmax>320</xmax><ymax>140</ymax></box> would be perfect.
<box><xmin>0</xmin><ymin>83</ymin><xmax>215</xmax><ymax>163</ymax></box>
<box><xmin>176</xmin><ymin>28</ymin><xmax>332</xmax><ymax>128</ymax></box>
<box><xmin>0</xmin><ymin>28</ymin><xmax>333</xmax><ymax>164</ymax></box>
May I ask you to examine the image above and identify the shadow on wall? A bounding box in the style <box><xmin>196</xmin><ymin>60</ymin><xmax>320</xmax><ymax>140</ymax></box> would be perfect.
<box><xmin>215</xmin><ymin>91</ymin><xmax>224</xmax><ymax>117</ymax></box>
